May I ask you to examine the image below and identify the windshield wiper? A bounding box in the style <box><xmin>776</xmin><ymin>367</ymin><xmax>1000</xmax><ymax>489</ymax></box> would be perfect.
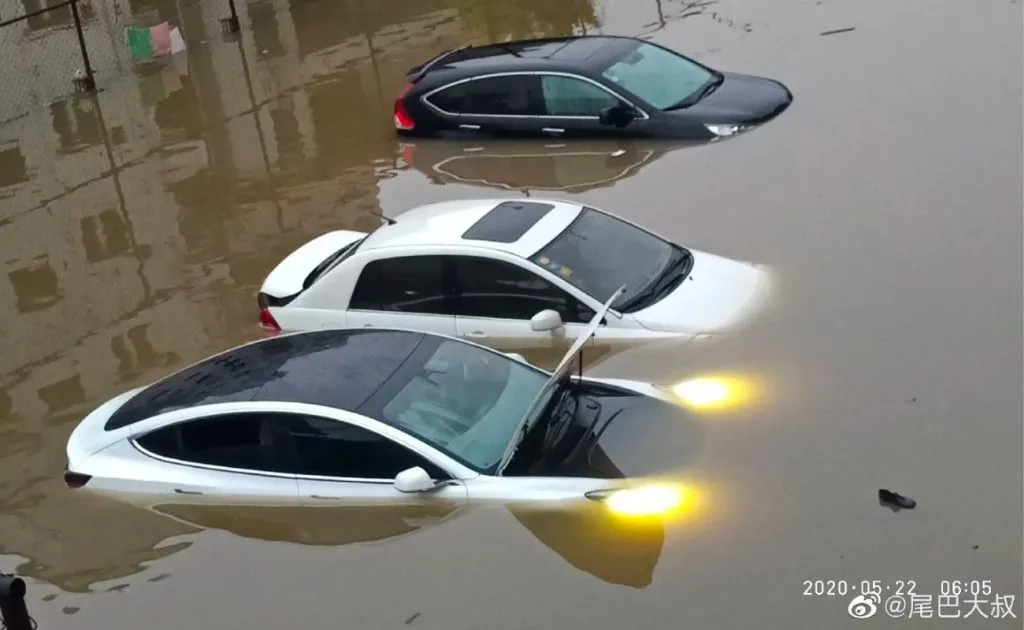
<box><xmin>616</xmin><ymin>249</ymin><xmax>692</xmax><ymax>311</ymax></box>
<box><xmin>663</xmin><ymin>72</ymin><xmax>725</xmax><ymax>111</ymax></box>
<box><xmin>545</xmin><ymin>388</ymin><xmax>580</xmax><ymax>442</ymax></box>
<box><xmin>504</xmin><ymin>386</ymin><xmax>571</xmax><ymax>472</ymax></box>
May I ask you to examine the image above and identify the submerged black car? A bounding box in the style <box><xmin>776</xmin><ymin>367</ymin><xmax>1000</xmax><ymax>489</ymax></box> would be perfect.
<box><xmin>393</xmin><ymin>35</ymin><xmax>793</xmax><ymax>141</ymax></box>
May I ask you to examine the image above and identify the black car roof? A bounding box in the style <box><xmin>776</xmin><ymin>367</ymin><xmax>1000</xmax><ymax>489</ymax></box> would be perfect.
<box><xmin>410</xmin><ymin>35</ymin><xmax>641</xmax><ymax>84</ymax></box>
<box><xmin>104</xmin><ymin>329</ymin><xmax>435</xmax><ymax>431</ymax></box>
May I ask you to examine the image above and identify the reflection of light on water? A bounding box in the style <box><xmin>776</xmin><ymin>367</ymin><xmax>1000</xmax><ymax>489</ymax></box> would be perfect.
<box><xmin>668</xmin><ymin>375</ymin><xmax>760</xmax><ymax>412</ymax></box>
<box><xmin>605</xmin><ymin>484</ymin><xmax>684</xmax><ymax>517</ymax></box>
<box><xmin>592</xmin><ymin>482</ymin><xmax>704</xmax><ymax>523</ymax></box>
<box><xmin>673</xmin><ymin>378</ymin><xmax>730</xmax><ymax>406</ymax></box>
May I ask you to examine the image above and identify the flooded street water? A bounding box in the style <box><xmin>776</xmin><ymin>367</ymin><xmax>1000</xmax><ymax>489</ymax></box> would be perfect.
<box><xmin>1</xmin><ymin>0</ymin><xmax>1021</xmax><ymax>627</ymax></box>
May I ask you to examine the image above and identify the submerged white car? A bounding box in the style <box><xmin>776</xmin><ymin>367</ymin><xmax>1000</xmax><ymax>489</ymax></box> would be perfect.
<box><xmin>65</xmin><ymin>293</ymin><xmax>701</xmax><ymax>516</ymax></box>
<box><xmin>257</xmin><ymin>198</ymin><xmax>770</xmax><ymax>353</ymax></box>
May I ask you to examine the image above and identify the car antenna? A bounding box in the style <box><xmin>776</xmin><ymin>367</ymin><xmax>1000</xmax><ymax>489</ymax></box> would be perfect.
<box><xmin>370</xmin><ymin>209</ymin><xmax>397</xmax><ymax>225</ymax></box>
<box><xmin>495</xmin><ymin>43</ymin><xmax>522</xmax><ymax>57</ymax></box>
<box><xmin>577</xmin><ymin>344</ymin><xmax>584</xmax><ymax>383</ymax></box>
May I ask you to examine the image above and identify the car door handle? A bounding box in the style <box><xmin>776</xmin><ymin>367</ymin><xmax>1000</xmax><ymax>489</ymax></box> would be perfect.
<box><xmin>462</xmin><ymin>331</ymin><xmax>488</xmax><ymax>340</ymax></box>
<box><xmin>310</xmin><ymin>494</ymin><xmax>340</xmax><ymax>500</ymax></box>
<box><xmin>174</xmin><ymin>488</ymin><xmax>202</xmax><ymax>495</ymax></box>
<box><xmin>459</xmin><ymin>124</ymin><xmax>481</xmax><ymax>130</ymax></box>
<box><xmin>542</xmin><ymin>127</ymin><xmax>564</xmax><ymax>135</ymax></box>
<box><xmin>361</xmin><ymin>323</ymin><xmax>373</xmax><ymax>328</ymax></box>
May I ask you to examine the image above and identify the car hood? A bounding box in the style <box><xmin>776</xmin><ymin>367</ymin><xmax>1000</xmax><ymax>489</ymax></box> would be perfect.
<box><xmin>632</xmin><ymin>250</ymin><xmax>771</xmax><ymax>333</ymax></box>
<box><xmin>585</xmin><ymin>395</ymin><xmax>705</xmax><ymax>480</ymax></box>
<box><xmin>684</xmin><ymin>72</ymin><xmax>793</xmax><ymax>125</ymax></box>
<box><xmin>552</xmin><ymin>381</ymin><xmax>705</xmax><ymax>480</ymax></box>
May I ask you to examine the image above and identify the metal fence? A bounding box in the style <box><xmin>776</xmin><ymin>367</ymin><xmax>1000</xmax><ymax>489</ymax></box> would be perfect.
<box><xmin>0</xmin><ymin>0</ymin><xmax>99</xmax><ymax>124</ymax></box>
<box><xmin>0</xmin><ymin>0</ymin><xmax>245</xmax><ymax>125</ymax></box>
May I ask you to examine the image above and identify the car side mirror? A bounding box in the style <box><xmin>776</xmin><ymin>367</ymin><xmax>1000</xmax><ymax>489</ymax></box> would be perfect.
<box><xmin>599</xmin><ymin>104</ymin><xmax>636</xmax><ymax>127</ymax></box>
<box><xmin>394</xmin><ymin>467</ymin><xmax>437</xmax><ymax>493</ymax></box>
<box><xmin>530</xmin><ymin>309</ymin><xmax>564</xmax><ymax>332</ymax></box>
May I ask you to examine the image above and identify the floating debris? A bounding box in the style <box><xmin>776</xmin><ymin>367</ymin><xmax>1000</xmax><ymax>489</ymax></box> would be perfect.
<box><xmin>879</xmin><ymin>489</ymin><xmax>916</xmax><ymax>511</ymax></box>
<box><xmin>820</xmin><ymin>27</ymin><xmax>856</xmax><ymax>36</ymax></box>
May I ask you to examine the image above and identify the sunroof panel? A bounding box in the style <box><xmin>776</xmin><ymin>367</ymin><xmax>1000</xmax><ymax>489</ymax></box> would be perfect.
<box><xmin>461</xmin><ymin>201</ymin><xmax>555</xmax><ymax>243</ymax></box>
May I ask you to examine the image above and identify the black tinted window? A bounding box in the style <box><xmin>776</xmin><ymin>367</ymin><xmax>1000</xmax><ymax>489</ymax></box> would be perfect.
<box><xmin>540</xmin><ymin>75</ymin><xmax>620</xmax><ymax>116</ymax></box>
<box><xmin>285</xmin><ymin>416</ymin><xmax>449</xmax><ymax>479</ymax></box>
<box><xmin>453</xmin><ymin>257</ymin><xmax>593</xmax><ymax>323</ymax></box>
<box><xmin>136</xmin><ymin>414</ymin><xmax>294</xmax><ymax>473</ymax></box>
<box><xmin>349</xmin><ymin>256</ymin><xmax>452</xmax><ymax>314</ymax></box>
<box><xmin>428</xmin><ymin>75</ymin><xmax>542</xmax><ymax>116</ymax></box>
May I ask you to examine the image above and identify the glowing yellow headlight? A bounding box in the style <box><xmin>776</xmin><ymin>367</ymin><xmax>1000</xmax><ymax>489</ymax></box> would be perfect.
<box><xmin>672</xmin><ymin>378</ymin><xmax>731</xmax><ymax>406</ymax></box>
<box><xmin>666</xmin><ymin>375</ymin><xmax>757</xmax><ymax>411</ymax></box>
<box><xmin>602</xmin><ymin>485</ymin><xmax>682</xmax><ymax>517</ymax></box>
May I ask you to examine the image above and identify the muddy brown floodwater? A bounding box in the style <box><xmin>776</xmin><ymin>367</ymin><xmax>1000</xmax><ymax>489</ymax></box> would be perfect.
<box><xmin>0</xmin><ymin>0</ymin><xmax>1021</xmax><ymax>627</ymax></box>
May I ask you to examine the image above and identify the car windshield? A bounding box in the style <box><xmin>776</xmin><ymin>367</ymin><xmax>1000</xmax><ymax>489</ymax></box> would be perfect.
<box><xmin>379</xmin><ymin>340</ymin><xmax>549</xmax><ymax>475</ymax></box>
<box><xmin>529</xmin><ymin>208</ymin><xmax>677</xmax><ymax>311</ymax></box>
<box><xmin>600</xmin><ymin>42</ymin><xmax>714</xmax><ymax>110</ymax></box>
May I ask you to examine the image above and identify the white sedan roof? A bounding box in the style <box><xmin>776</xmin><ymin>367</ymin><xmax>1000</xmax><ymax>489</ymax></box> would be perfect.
<box><xmin>359</xmin><ymin>198</ymin><xmax>584</xmax><ymax>258</ymax></box>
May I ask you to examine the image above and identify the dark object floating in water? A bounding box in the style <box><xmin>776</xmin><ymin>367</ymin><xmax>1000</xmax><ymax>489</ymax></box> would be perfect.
<box><xmin>879</xmin><ymin>489</ymin><xmax>916</xmax><ymax>511</ymax></box>
<box><xmin>820</xmin><ymin>27</ymin><xmax>856</xmax><ymax>36</ymax></box>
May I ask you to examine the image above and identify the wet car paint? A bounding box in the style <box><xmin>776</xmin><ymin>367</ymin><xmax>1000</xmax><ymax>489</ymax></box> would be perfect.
<box><xmin>0</xmin><ymin>0</ymin><xmax>1020</xmax><ymax>627</ymax></box>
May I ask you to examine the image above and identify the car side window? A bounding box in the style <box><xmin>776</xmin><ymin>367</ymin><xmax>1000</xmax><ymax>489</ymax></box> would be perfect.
<box><xmin>349</xmin><ymin>256</ymin><xmax>452</xmax><ymax>315</ymax></box>
<box><xmin>135</xmin><ymin>413</ymin><xmax>295</xmax><ymax>474</ymax></box>
<box><xmin>540</xmin><ymin>75</ymin><xmax>621</xmax><ymax>116</ymax></box>
<box><xmin>428</xmin><ymin>75</ymin><xmax>543</xmax><ymax>116</ymax></box>
<box><xmin>284</xmin><ymin>415</ymin><xmax>449</xmax><ymax>480</ymax></box>
<box><xmin>452</xmin><ymin>256</ymin><xmax>594</xmax><ymax>323</ymax></box>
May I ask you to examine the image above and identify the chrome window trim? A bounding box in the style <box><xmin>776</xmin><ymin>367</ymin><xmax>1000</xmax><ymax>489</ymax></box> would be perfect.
<box><xmin>130</xmin><ymin>408</ymin><xmax>463</xmax><ymax>483</ymax></box>
<box><xmin>346</xmin><ymin>309</ymin><xmax>454</xmax><ymax>316</ymax></box>
<box><xmin>132</xmin><ymin>440</ymin><xmax>298</xmax><ymax>480</ymax></box>
<box><xmin>420</xmin><ymin>71</ymin><xmax>651</xmax><ymax>121</ymax></box>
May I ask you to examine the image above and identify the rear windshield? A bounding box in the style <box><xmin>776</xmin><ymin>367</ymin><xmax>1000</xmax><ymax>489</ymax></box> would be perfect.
<box><xmin>306</xmin><ymin>237</ymin><xmax>366</xmax><ymax>289</ymax></box>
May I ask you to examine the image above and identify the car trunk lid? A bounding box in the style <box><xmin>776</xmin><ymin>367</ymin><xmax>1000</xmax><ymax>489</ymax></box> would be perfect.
<box><xmin>260</xmin><ymin>230</ymin><xmax>368</xmax><ymax>304</ymax></box>
<box><xmin>65</xmin><ymin>386</ymin><xmax>147</xmax><ymax>478</ymax></box>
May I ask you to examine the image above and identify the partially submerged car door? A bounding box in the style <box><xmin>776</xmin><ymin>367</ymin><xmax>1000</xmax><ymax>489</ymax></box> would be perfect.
<box><xmin>450</xmin><ymin>256</ymin><xmax>656</xmax><ymax>366</ymax></box>
<box><xmin>536</xmin><ymin>73</ymin><xmax>652</xmax><ymax>139</ymax></box>
<box><xmin>343</xmin><ymin>254</ymin><xmax>457</xmax><ymax>337</ymax></box>
<box><xmin>450</xmin><ymin>255</ymin><xmax>599</xmax><ymax>353</ymax></box>
<box><xmin>424</xmin><ymin>74</ymin><xmax>547</xmax><ymax>138</ymax></box>
<box><xmin>129</xmin><ymin>410</ymin><xmax>302</xmax><ymax>500</ymax></box>
<box><xmin>281</xmin><ymin>415</ymin><xmax>468</xmax><ymax>505</ymax></box>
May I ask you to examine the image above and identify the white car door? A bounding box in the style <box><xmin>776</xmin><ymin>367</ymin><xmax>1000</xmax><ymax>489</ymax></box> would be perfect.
<box><xmin>342</xmin><ymin>254</ymin><xmax>457</xmax><ymax>337</ymax></box>
<box><xmin>128</xmin><ymin>411</ymin><xmax>301</xmax><ymax>500</ymax></box>
<box><xmin>451</xmin><ymin>255</ymin><xmax>644</xmax><ymax>355</ymax></box>
<box><xmin>284</xmin><ymin>414</ymin><xmax>468</xmax><ymax>506</ymax></box>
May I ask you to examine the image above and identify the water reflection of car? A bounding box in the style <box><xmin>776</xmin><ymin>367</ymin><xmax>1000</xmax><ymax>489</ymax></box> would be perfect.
<box><xmin>256</xmin><ymin>199</ymin><xmax>771</xmax><ymax>353</ymax></box>
<box><xmin>65</xmin><ymin>297</ymin><xmax>704</xmax><ymax>519</ymax></box>
<box><xmin>399</xmin><ymin>140</ymin><xmax>675</xmax><ymax>193</ymax></box>
<box><xmin>147</xmin><ymin>499</ymin><xmax>665</xmax><ymax>588</ymax></box>
<box><xmin>393</xmin><ymin>35</ymin><xmax>792</xmax><ymax>141</ymax></box>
